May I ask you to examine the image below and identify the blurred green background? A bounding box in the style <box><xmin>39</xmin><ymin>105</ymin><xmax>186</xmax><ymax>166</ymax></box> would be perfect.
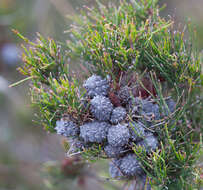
<box><xmin>0</xmin><ymin>0</ymin><xmax>202</xmax><ymax>189</ymax></box>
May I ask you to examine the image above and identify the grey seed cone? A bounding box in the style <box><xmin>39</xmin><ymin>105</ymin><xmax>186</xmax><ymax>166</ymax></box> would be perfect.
<box><xmin>129</xmin><ymin>121</ymin><xmax>145</xmax><ymax>142</ymax></box>
<box><xmin>55</xmin><ymin>119</ymin><xmax>79</xmax><ymax>137</ymax></box>
<box><xmin>118</xmin><ymin>86</ymin><xmax>131</xmax><ymax>104</ymax></box>
<box><xmin>163</xmin><ymin>98</ymin><xmax>176</xmax><ymax>116</ymax></box>
<box><xmin>110</xmin><ymin>107</ymin><xmax>127</xmax><ymax>124</ymax></box>
<box><xmin>107</xmin><ymin>124</ymin><xmax>130</xmax><ymax>147</ymax></box>
<box><xmin>83</xmin><ymin>75</ymin><xmax>109</xmax><ymax>98</ymax></box>
<box><xmin>90</xmin><ymin>95</ymin><xmax>113</xmax><ymax>121</ymax></box>
<box><xmin>109</xmin><ymin>158</ymin><xmax>123</xmax><ymax>178</ymax></box>
<box><xmin>80</xmin><ymin>121</ymin><xmax>110</xmax><ymax>143</ymax></box>
<box><xmin>104</xmin><ymin>144</ymin><xmax>126</xmax><ymax>158</ymax></box>
<box><xmin>120</xmin><ymin>154</ymin><xmax>143</xmax><ymax>177</ymax></box>
<box><xmin>137</xmin><ymin>134</ymin><xmax>158</xmax><ymax>152</ymax></box>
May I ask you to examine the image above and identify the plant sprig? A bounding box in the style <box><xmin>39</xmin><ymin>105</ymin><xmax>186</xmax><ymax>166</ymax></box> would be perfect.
<box><xmin>12</xmin><ymin>0</ymin><xmax>203</xmax><ymax>189</ymax></box>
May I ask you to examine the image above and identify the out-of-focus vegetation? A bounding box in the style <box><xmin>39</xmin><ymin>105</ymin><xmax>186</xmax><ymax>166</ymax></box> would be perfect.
<box><xmin>0</xmin><ymin>0</ymin><xmax>202</xmax><ymax>189</ymax></box>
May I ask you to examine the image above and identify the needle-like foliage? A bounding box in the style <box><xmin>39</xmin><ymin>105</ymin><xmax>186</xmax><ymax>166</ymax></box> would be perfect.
<box><xmin>12</xmin><ymin>31</ymin><xmax>87</xmax><ymax>131</ymax></box>
<box><xmin>67</xmin><ymin>0</ymin><xmax>202</xmax><ymax>87</ymax></box>
<box><xmin>13</xmin><ymin>0</ymin><xmax>203</xmax><ymax>189</ymax></box>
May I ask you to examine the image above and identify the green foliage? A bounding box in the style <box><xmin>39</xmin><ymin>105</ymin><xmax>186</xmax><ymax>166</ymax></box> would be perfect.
<box><xmin>67</xmin><ymin>0</ymin><xmax>202</xmax><ymax>86</ymax></box>
<box><xmin>81</xmin><ymin>143</ymin><xmax>103</xmax><ymax>162</ymax></box>
<box><xmin>13</xmin><ymin>30</ymin><xmax>86</xmax><ymax>131</ymax></box>
<box><xmin>31</xmin><ymin>76</ymin><xmax>85</xmax><ymax>131</ymax></box>
<box><xmin>134</xmin><ymin>116</ymin><xmax>202</xmax><ymax>189</ymax></box>
<box><xmin>13</xmin><ymin>30</ymin><xmax>68</xmax><ymax>84</ymax></box>
<box><xmin>13</xmin><ymin>0</ymin><xmax>203</xmax><ymax>189</ymax></box>
<box><xmin>131</xmin><ymin>74</ymin><xmax>203</xmax><ymax>189</ymax></box>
